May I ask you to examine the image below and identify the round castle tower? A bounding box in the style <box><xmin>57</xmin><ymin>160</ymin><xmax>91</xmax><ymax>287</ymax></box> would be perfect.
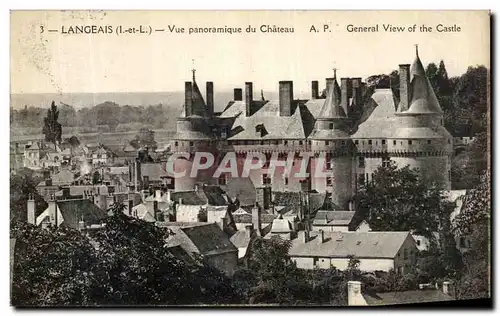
<box><xmin>352</xmin><ymin>47</ymin><xmax>452</xmax><ymax>190</ymax></box>
<box><xmin>388</xmin><ymin>47</ymin><xmax>452</xmax><ymax>189</ymax></box>
<box><xmin>171</xmin><ymin>70</ymin><xmax>218</xmax><ymax>191</ymax></box>
<box><xmin>310</xmin><ymin>70</ymin><xmax>354</xmax><ymax>210</ymax></box>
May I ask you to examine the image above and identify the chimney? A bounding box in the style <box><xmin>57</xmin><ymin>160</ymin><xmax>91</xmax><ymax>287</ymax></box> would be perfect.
<box><xmin>78</xmin><ymin>219</ymin><xmax>85</xmax><ymax>231</ymax></box>
<box><xmin>62</xmin><ymin>187</ymin><xmax>70</xmax><ymax>199</ymax></box>
<box><xmin>252</xmin><ymin>204</ymin><xmax>262</xmax><ymax>236</ymax></box>
<box><xmin>48</xmin><ymin>195</ymin><xmax>58</xmax><ymax>227</ymax></box>
<box><xmin>185</xmin><ymin>81</ymin><xmax>193</xmax><ymax>116</ymax></box>
<box><xmin>165</xmin><ymin>190</ymin><xmax>171</xmax><ymax>202</ymax></box>
<box><xmin>351</xmin><ymin>77</ymin><xmax>362</xmax><ymax>107</ymax></box>
<box><xmin>340</xmin><ymin>78</ymin><xmax>352</xmax><ymax>115</ymax></box>
<box><xmin>300</xmin><ymin>230</ymin><xmax>309</xmax><ymax>243</ymax></box>
<box><xmin>106</xmin><ymin>193</ymin><xmax>114</xmax><ymax>209</ymax></box>
<box><xmin>347</xmin><ymin>281</ymin><xmax>366</xmax><ymax>306</ymax></box>
<box><xmin>27</xmin><ymin>194</ymin><xmax>35</xmax><ymax>225</ymax></box>
<box><xmin>128</xmin><ymin>197</ymin><xmax>134</xmax><ymax>215</ymax></box>
<box><xmin>399</xmin><ymin>64</ymin><xmax>411</xmax><ymax>112</ymax></box>
<box><xmin>15</xmin><ymin>142</ymin><xmax>19</xmax><ymax>154</ymax></box>
<box><xmin>218</xmin><ymin>216</ymin><xmax>228</xmax><ymax>230</ymax></box>
<box><xmin>179</xmin><ymin>198</ymin><xmax>183</xmax><ymax>205</ymax></box>
<box><xmin>153</xmin><ymin>200</ymin><xmax>159</xmax><ymax>221</ymax></box>
<box><xmin>245</xmin><ymin>225</ymin><xmax>253</xmax><ymax>238</ymax></box>
<box><xmin>234</xmin><ymin>88</ymin><xmax>243</xmax><ymax>101</ymax></box>
<box><xmin>155</xmin><ymin>189</ymin><xmax>162</xmax><ymax>199</ymax></box>
<box><xmin>255</xmin><ymin>186</ymin><xmax>271</xmax><ymax>210</ymax></box>
<box><xmin>311</xmin><ymin>81</ymin><xmax>319</xmax><ymax>99</ymax></box>
<box><xmin>279</xmin><ymin>81</ymin><xmax>294</xmax><ymax>116</ymax></box>
<box><xmin>143</xmin><ymin>176</ymin><xmax>150</xmax><ymax>190</ymax></box>
<box><xmin>317</xmin><ymin>230</ymin><xmax>324</xmax><ymax>244</ymax></box>
<box><xmin>245</xmin><ymin>82</ymin><xmax>254</xmax><ymax>117</ymax></box>
<box><xmin>45</xmin><ymin>178</ymin><xmax>52</xmax><ymax>187</ymax></box>
<box><xmin>194</xmin><ymin>184</ymin><xmax>199</xmax><ymax>193</ymax></box>
<box><xmin>134</xmin><ymin>158</ymin><xmax>141</xmax><ymax>191</ymax></box>
<box><xmin>206</xmin><ymin>81</ymin><xmax>214</xmax><ymax>117</ymax></box>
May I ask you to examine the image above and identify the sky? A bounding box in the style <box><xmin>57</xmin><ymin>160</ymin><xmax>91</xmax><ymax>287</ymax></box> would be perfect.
<box><xmin>10</xmin><ymin>10</ymin><xmax>490</xmax><ymax>97</ymax></box>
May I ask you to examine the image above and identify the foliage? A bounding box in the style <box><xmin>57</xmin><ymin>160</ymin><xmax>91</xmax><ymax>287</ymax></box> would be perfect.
<box><xmin>42</xmin><ymin>101</ymin><xmax>62</xmax><ymax>148</ymax></box>
<box><xmin>357</xmin><ymin>161</ymin><xmax>449</xmax><ymax>238</ymax></box>
<box><xmin>130</xmin><ymin>128</ymin><xmax>157</xmax><ymax>150</ymax></box>
<box><xmin>10</xmin><ymin>169</ymin><xmax>47</xmax><ymax>230</ymax></box>
<box><xmin>11</xmin><ymin>203</ymin><xmax>240</xmax><ymax>306</ymax></box>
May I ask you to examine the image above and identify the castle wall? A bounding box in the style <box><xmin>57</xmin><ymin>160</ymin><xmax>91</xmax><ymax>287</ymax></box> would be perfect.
<box><xmin>311</xmin><ymin>156</ymin><xmax>353</xmax><ymax>209</ymax></box>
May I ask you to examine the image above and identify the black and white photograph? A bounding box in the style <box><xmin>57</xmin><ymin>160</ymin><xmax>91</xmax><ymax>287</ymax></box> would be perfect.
<box><xmin>9</xmin><ymin>10</ymin><xmax>491</xmax><ymax>307</ymax></box>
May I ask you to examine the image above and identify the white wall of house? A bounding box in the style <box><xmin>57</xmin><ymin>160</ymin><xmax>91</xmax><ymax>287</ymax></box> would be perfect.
<box><xmin>291</xmin><ymin>256</ymin><xmax>395</xmax><ymax>271</ymax></box>
<box><xmin>237</xmin><ymin>247</ymin><xmax>248</xmax><ymax>259</ymax></box>
<box><xmin>176</xmin><ymin>204</ymin><xmax>202</xmax><ymax>222</ymax></box>
<box><xmin>355</xmin><ymin>221</ymin><xmax>372</xmax><ymax>232</ymax></box>
<box><xmin>312</xmin><ymin>225</ymin><xmax>349</xmax><ymax>232</ymax></box>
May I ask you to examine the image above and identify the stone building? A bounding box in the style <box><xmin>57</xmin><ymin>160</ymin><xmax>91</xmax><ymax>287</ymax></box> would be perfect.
<box><xmin>170</xmin><ymin>48</ymin><xmax>453</xmax><ymax>214</ymax></box>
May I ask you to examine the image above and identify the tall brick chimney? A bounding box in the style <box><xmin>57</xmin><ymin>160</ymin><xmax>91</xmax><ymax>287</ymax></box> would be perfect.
<box><xmin>245</xmin><ymin>82</ymin><xmax>254</xmax><ymax>116</ymax></box>
<box><xmin>340</xmin><ymin>78</ymin><xmax>352</xmax><ymax>115</ymax></box>
<box><xmin>185</xmin><ymin>81</ymin><xmax>193</xmax><ymax>116</ymax></box>
<box><xmin>255</xmin><ymin>186</ymin><xmax>271</xmax><ymax>210</ymax></box>
<box><xmin>206</xmin><ymin>81</ymin><xmax>214</xmax><ymax>117</ymax></box>
<box><xmin>252</xmin><ymin>204</ymin><xmax>262</xmax><ymax>236</ymax></box>
<box><xmin>351</xmin><ymin>77</ymin><xmax>362</xmax><ymax>108</ymax></box>
<box><xmin>311</xmin><ymin>81</ymin><xmax>319</xmax><ymax>99</ymax></box>
<box><xmin>234</xmin><ymin>88</ymin><xmax>243</xmax><ymax>101</ymax></box>
<box><xmin>399</xmin><ymin>64</ymin><xmax>411</xmax><ymax>112</ymax></box>
<box><xmin>279</xmin><ymin>81</ymin><xmax>294</xmax><ymax>116</ymax></box>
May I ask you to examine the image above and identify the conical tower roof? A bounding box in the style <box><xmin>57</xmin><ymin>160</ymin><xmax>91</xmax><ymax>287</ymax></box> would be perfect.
<box><xmin>317</xmin><ymin>70</ymin><xmax>346</xmax><ymax>119</ymax></box>
<box><xmin>406</xmin><ymin>47</ymin><xmax>443</xmax><ymax>114</ymax></box>
<box><xmin>189</xmin><ymin>70</ymin><xmax>210</xmax><ymax>117</ymax></box>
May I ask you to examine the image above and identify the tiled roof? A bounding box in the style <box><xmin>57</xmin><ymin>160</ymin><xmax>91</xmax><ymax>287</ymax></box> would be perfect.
<box><xmin>232</xmin><ymin>211</ymin><xmax>276</xmax><ymax>224</ymax></box>
<box><xmin>229</xmin><ymin>229</ymin><xmax>255</xmax><ymax>249</ymax></box>
<box><xmin>288</xmin><ymin>231</ymin><xmax>412</xmax><ymax>259</ymax></box>
<box><xmin>170</xmin><ymin>191</ymin><xmax>206</xmax><ymax>205</ymax></box>
<box><xmin>363</xmin><ymin>289</ymin><xmax>454</xmax><ymax>306</ymax></box>
<box><xmin>166</xmin><ymin>223</ymin><xmax>237</xmax><ymax>257</ymax></box>
<box><xmin>170</xmin><ymin>186</ymin><xmax>229</xmax><ymax>206</ymax></box>
<box><xmin>313</xmin><ymin>210</ymin><xmax>356</xmax><ymax>226</ymax></box>
<box><xmin>273</xmin><ymin>191</ymin><xmax>302</xmax><ymax>208</ymax></box>
<box><xmin>37</xmin><ymin>199</ymin><xmax>107</xmax><ymax>229</ymax></box>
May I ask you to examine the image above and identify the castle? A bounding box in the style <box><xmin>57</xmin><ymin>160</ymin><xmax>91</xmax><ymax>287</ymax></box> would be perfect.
<box><xmin>171</xmin><ymin>48</ymin><xmax>452</xmax><ymax>212</ymax></box>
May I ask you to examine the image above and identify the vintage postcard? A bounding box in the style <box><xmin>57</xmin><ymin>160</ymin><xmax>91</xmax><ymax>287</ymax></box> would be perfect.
<box><xmin>9</xmin><ymin>10</ymin><xmax>491</xmax><ymax>307</ymax></box>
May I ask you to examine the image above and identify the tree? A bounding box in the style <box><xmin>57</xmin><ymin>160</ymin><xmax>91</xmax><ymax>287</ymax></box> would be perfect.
<box><xmin>42</xmin><ymin>101</ymin><xmax>62</xmax><ymax>149</ymax></box>
<box><xmin>425</xmin><ymin>62</ymin><xmax>439</xmax><ymax>93</ymax></box>
<box><xmin>11</xmin><ymin>203</ymin><xmax>241</xmax><ymax>306</ymax></box>
<box><xmin>356</xmin><ymin>161</ymin><xmax>449</xmax><ymax>239</ymax></box>
<box><xmin>10</xmin><ymin>169</ymin><xmax>47</xmax><ymax>229</ymax></box>
<box><xmin>130</xmin><ymin>128</ymin><xmax>157</xmax><ymax>150</ymax></box>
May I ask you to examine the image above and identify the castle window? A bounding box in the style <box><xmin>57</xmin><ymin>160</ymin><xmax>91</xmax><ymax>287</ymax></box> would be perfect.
<box><xmin>299</xmin><ymin>141</ymin><xmax>303</xmax><ymax>145</ymax></box>
<box><xmin>393</xmin><ymin>140</ymin><xmax>396</xmax><ymax>145</ymax></box>
<box><xmin>329</xmin><ymin>123</ymin><xmax>334</xmax><ymax>129</ymax></box>
<box><xmin>359</xmin><ymin>157</ymin><xmax>365</xmax><ymax>168</ymax></box>
<box><xmin>325</xmin><ymin>141</ymin><xmax>329</xmax><ymax>146</ymax></box>
<box><xmin>284</xmin><ymin>140</ymin><xmax>288</xmax><ymax>146</ymax></box>
<box><xmin>342</xmin><ymin>140</ymin><xmax>346</xmax><ymax>145</ymax></box>
<box><xmin>326</xmin><ymin>157</ymin><xmax>332</xmax><ymax>170</ymax></box>
<box><xmin>260</xmin><ymin>141</ymin><xmax>264</xmax><ymax>145</ymax></box>
<box><xmin>409</xmin><ymin>140</ymin><xmax>413</xmax><ymax>145</ymax></box>
<box><xmin>174</xmin><ymin>141</ymin><xmax>178</xmax><ymax>147</ymax></box>
<box><xmin>355</xmin><ymin>140</ymin><xmax>359</xmax><ymax>145</ymax></box>
<box><xmin>189</xmin><ymin>141</ymin><xmax>194</xmax><ymax>147</ymax></box>
<box><xmin>368</xmin><ymin>140</ymin><xmax>372</xmax><ymax>145</ymax></box>
<box><xmin>284</xmin><ymin>177</ymin><xmax>289</xmax><ymax>185</ymax></box>
<box><xmin>428</xmin><ymin>140</ymin><xmax>431</xmax><ymax>144</ymax></box>
<box><xmin>382</xmin><ymin>140</ymin><xmax>386</xmax><ymax>145</ymax></box>
<box><xmin>448</xmin><ymin>139</ymin><xmax>451</xmax><ymax>144</ymax></box>
<box><xmin>218</xmin><ymin>174</ymin><xmax>227</xmax><ymax>186</ymax></box>
<box><xmin>262</xmin><ymin>174</ymin><xmax>271</xmax><ymax>185</ymax></box>
<box><xmin>382</xmin><ymin>157</ymin><xmax>390</xmax><ymax>167</ymax></box>
<box><xmin>308</xmin><ymin>140</ymin><xmax>312</xmax><ymax>145</ymax></box>
<box><xmin>326</xmin><ymin>176</ymin><xmax>333</xmax><ymax>186</ymax></box>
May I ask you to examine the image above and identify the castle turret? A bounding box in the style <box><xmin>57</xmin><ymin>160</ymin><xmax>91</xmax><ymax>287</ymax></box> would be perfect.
<box><xmin>388</xmin><ymin>46</ymin><xmax>452</xmax><ymax>189</ymax></box>
<box><xmin>310</xmin><ymin>70</ymin><xmax>354</xmax><ymax>209</ymax></box>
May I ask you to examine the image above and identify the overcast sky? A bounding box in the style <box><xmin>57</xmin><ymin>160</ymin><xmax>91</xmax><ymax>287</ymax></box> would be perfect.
<box><xmin>10</xmin><ymin>10</ymin><xmax>489</xmax><ymax>96</ymax></box>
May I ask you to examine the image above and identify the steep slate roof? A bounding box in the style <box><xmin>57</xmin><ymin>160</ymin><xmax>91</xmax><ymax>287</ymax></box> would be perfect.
<box><xmin>166</xmin><ymin>223</ymin><xmax>237</xmax><ymax>257</ymax></box>
<box><xmin>170</xmin><ymin>186</ymin><xmax>229</xmax><ymax>206</ymax></box>
<box><xmin>313</xmin><ymin>210</ymin><xmax>356</xmax><ymax>226</ymax></box>
<box><xmin>232</xmin><ymin>210</ymin><xmax>277</xmax><ymax>224</ymax></box>
<box><xmin>52</xmin><ymin>169</ymin><xmax>77</xmax><ymax>186</ymax></box>
<box><xmin>170</xmin><ymin>191</ymin><xmax>206</xmax><ymax>205</ymax></box>
<box><xmin>363</xmin><ymin>289</ymin><xmax>454</xmax><ymax>305</ymax></box>
<box><xmin>317</xmin><ymin>75</ymin><xmax>346</xmax><ymax>119</ymax></box>
<box><xmin>352</xmin><ymin>89</ymin><xmax>397</xmax><ymax>139</ymax></box>
<box><xmin>225</xmin><ymin>100</ymin><xmax>307</xmax><ymax>140</ymax></box>
<box><xmin>288</xmin><ymin>231</ymin><xmax>412</xmax><ymax>259</ymax></box>
<box><xmin>405</xmin><ymin>51</ymin><xmax>443</xmax><ymax>114</ymax></box>
<box><xmin>229</xmin><ymin>229</ymin><xmax>255</xmax><ymax>249</ymax></box>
